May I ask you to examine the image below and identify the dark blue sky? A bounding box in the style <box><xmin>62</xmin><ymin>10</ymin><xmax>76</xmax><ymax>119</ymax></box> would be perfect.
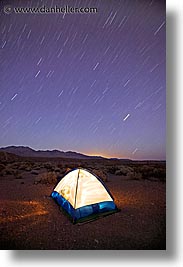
<box><xmin>0</xmin><ymin>0</ymin><xmax>166</xmax><ymax>160</ymax></box>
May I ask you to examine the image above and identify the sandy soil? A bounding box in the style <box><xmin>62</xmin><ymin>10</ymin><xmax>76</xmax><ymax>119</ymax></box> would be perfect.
<box><xmin>0</xmin><ymin>172</ymin><xmax>166</xmax><ymax>250</ymax></box>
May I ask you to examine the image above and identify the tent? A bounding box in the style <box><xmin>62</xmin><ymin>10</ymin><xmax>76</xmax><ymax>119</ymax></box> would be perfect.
<box><xmin>51</xmin><ymin>168</ymin><xmax>118</xmax><ymax>223</ymax></box>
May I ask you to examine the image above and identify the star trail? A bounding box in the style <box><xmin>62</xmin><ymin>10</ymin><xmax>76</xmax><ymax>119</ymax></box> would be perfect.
<box><xmin>0</xmin><ymin>0</ymin><xmax>166</xmax><ymax>160</ymax></box>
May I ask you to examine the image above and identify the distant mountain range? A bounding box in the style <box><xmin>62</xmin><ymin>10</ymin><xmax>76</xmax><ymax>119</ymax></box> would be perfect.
<box><xmin>0</xmin><ymin>146</ymin><xmax>107</xmax><ymax>160</ymax></box>
<box><xmin>1</xmin><ymin>146</ymin><xmax>163</xmax><ymax>162</ymax></box>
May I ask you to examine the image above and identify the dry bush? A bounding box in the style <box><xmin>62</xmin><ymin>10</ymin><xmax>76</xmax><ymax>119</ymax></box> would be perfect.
<box><xmin>152</xmin><ymin>167</ymin><xmax>166</xmax><ymax>182</ymax></box>
<box><xmin>18</xmin><ymin>163</ymin><xmax>29</xmax><ymax>171</ymax></box>
<box><xmin>126</xmin><ymin>171</ymin><xmax>134</xmax><ymax>179</ymax></box>
<box><xmin>4</xmin><ymin>167</ymin><xmax>16</xmax><ymax>175</ymax></box>
<box><xmin>25</xmin><ymin>167</ymin><xmax>31</xmax><ymax>172</ymax></box>
<box><xmin>141</xmin><ymin>165</ymin><xmax>154</xmax><ymax>177</ymax></box>
<box><xmin>54</xmin><ymin>167</ymin><xmax>61</xmax><ymax>173</ymax></box>
<box><xmin>133</xmin><ymin>165</ymin><xmax>166</xmax><ymax>182</ymax></box>
<box><xmin>34</xmin><ymin>166</ymin><xmax>41</xmax><ymax>170</ymax></box>
<box><xmin>0</xmin><ymin>170</ymin><xmax>6</xmax><ymax>177</ymax></box>
<box><xmin>27</xmin><ymin>162</ymin><xmax>35</xmax><ymax>168</ymax></box>
<box><xmin>139</xmin><ymin>165</ymin><xmax>154</xmax><ymax>179</ymax></box>
<box><xmin>0</xmin><ymin>163</ymin><xmax>5</xmax><ymax>172</ymax></box>
<box><xmin>115</xmin><ymin>169</ymin><xmax>126</xmax><ymax>176</ymax></box>
<box><xmin>107</xmin><ymin>166</ymin><xmax>120</xmax><ymax>174</ymax></box>
<box><xmin>131</xmin><ymin>172</ymin><xmax>143</xmax><ymax>180</ymax></box>
<box><xmin>34</xmin><ymin>171</ymin><xmax>58</xmax><ymax>185</ymax></box>
<box><xmin>14</xmin><ymin>171</ymin><xmax>23</xmax><ymax>179</ymax></box>
<box><xmin>115</xmin><ymin>166</ymin><xmax>133</xmax><ymax>176</ymax></box>
<box><xmin>31</xmin><ymin>170</ymin><xmax>39</xmax><ymax>175</ymax></box>
<box><xmin>44</xmin><ymin>163</ymin><xmax>55</xmax><ymax>171</ymax></box>
<box><xmin>57</xmin><ymin>163</ymin><xmax>63</xmax><ymax>169</ymax></box>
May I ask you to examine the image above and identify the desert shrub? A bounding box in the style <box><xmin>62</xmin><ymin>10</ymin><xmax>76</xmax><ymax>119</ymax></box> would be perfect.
<box><xmin>152</xmin><ymin>168</ymin><xmax>166</xmax><ymax>182</ymax></box>
<box><xmin>43</xmin><ymin>163</ymin><xmax>51</xmax><ymax>169</ymax></box>
<box><xmin>0</xmin><ymin>170</ymin><xmax>5</xmax><ymax>177</ymax></box>
<box><xmin>4</xmin><ymin>167</ymin><xmax>15</xmax><ymax>175</ymax></box>
<box><xmin>107</xmin><ymin>166</ymin><xmax>120</xmax><ymax>174</ymax></box>
<box><xmin>28</xmin><ymin>162</ymin><xmax>35</xmax><ymax>168</ymax></box>
<box><xmin>153</xmin><ymin>168</ymin><xmax>165</xmax><ymax>177</ymax></box>
<box><xmin>18</xmin><ymin>164</ymin><xmax>29</xmax><ymax>171</ymax></box>
<box><xmin>13</xmin><ymin>163</ymin><xmax>20</xmax><ymax>168</ymax></box>
<box><xmin>44</xmin><ymin>163</ymin><xmax>55</xmax><ymax>171</ymax></box>
<box><xmin>133</xmin><ymin>165</ymin><xmax>166</xmax><ymax>182</ymax></box>
<box><xmin>0</xmin><ymin>164</ymin><xmax>5</xmax><ymax>172</ymax></box>
<box><xmin>34</xmin><ymin>171</ymin><xmax>58</xmax><ymax>185</ymax></box>
<box><xmin>132</xmin><ymin>172</ymin><xmax>142</xmax><ymax>180</ymax></box>
<box><xmin>14</xmin><ymin>171</ymin><xmax>23</xmax><ymax>179</ymax></box>
<box><xmin>57</xmin><ymin>164</ymin><xmax>63</xmax><ymax>169</ymax></box>
<box><xmin>101</xmin><ymin>167</ymin><xmax>108</xmax><ymax>174</ymax></box>
<box><xmin>54</xmin><ymin>167</ymin><xmax>61</xmax><ymax>173</ymax></box>
<box><xmin>0</xmin><ymin>170</ymin><xmax>7</xmax><ymax>176</ymax></box>
<box><xmin>115</xmin><ymin>169</ymin><xmax>127</xmax><ymax>176</ymax></box>
<box><xmin>25</xmin><ymin>167</ymin><xmax>31</xmax><ymax>172</ymax></box>
<box><xmin>126</xmin><ymin>171</ymin><xmax>135</xmax><ymax>179</ymax></box>
<box><xmin>34</xmin><ymin>166</ymin><xmax>41</xmax><ymax>170</ymax></box>
<box><xmin>114</xmin><ymin>166</ymin><xmax>134</xmax><ymax>176</ymax></box>
<box><xmin>62</xmin><ymin>163</ymin><xmax>71</xmax><ymax>169</ymax></box>
<box><xmin>31</xmin><ymin>170</ymin><xmax>39</xmax><ymax>175</ymax></box>
<box><xmin>139</xmin><ymin>165</ymin><xmax>155</xmax><ymax>179</ymax></box>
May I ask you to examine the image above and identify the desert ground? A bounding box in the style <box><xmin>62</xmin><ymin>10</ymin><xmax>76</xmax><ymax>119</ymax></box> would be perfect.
<box><xmin>0</xmin><ymin>152</ymin><xmax>166</xmax><ymax>250</ymax></box>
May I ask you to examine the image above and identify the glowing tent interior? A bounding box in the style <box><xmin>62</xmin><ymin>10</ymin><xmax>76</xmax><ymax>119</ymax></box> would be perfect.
<box><xmin>51</xmin><ymin>168</ymin><xmax>118</xmax><ymax>223</ymax></box>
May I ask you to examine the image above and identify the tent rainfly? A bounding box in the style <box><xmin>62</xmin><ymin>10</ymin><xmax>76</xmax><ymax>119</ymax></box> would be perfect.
<box><xmin>51</xmin><ymin>168</ymin><xmax>118</xmax><ymax>223</ymax></box>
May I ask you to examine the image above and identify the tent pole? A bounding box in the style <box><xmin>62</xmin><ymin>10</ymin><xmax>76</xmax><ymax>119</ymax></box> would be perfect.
<box><xmin>73</xmin><ymin>169</ymin><xmax>80</xmax><ymax>223</ymax></box>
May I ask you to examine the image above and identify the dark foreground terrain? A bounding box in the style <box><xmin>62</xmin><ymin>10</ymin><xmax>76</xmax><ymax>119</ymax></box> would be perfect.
<box><xmin>0</xmin><ymin>152</ymin><xmax>166</xmax><ymax>249</ymax></box>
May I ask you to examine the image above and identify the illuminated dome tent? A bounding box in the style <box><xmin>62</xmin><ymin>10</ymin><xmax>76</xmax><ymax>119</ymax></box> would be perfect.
<box><xmin>51</xmin><ymin>168</ymin><xmax>118</xmax><ymax>223</ymax></box>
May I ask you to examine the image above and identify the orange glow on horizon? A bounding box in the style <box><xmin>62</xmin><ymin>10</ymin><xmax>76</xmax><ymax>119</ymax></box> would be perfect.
<box><xmin>82</xmin><ymin>150</ymin><xmax>127</xmax><ymax>159</ymax></box>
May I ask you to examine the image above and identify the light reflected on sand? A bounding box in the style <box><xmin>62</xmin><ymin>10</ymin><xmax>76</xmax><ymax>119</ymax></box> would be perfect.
<box><xmin>0</xmin><ymin>200</ymin><xmax>48</xmax><ymax>223</ymax></box>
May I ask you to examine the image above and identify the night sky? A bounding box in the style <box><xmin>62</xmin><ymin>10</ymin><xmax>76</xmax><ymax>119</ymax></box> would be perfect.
<box><xmin>0</xmin><ymin>0</ymin><xmax>166</xmax><ymax>160</ymax></box>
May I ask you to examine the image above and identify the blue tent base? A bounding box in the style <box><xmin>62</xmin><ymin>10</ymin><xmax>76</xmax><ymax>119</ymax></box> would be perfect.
<box><xmin>51</xmin><ymin>191</ymin><xmax>119</xmax><ymax>224</ymax></box>
<box><xmin>74</xmin><ymin>208</ymin><xmax>120</xmax><ymax>224</ymax></box>
<box><xmin>59</xmin><ymin>202</ymin><xmax>120</xmax><ymax>224</ymax></box>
